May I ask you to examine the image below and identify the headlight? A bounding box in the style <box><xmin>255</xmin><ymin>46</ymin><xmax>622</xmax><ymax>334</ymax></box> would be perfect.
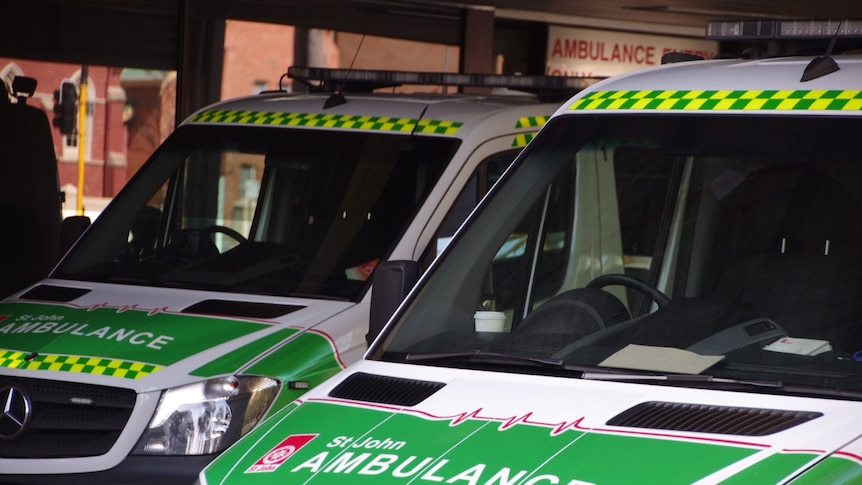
<box><xmin>134</xmin><ymin>376</ymin><xmax>280</xmax><ymax>455</ymax></box>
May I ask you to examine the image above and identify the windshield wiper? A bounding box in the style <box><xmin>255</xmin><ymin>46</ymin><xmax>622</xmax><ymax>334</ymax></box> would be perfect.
<box><xmin>580</xmin><ymin>371</ymin><xmax>783</xmax><ymax>388</ymax></box>
<box><xmin>401</xmin><ymin>353</ymin><xmax>862</xmax><ymax>398</ymax></box>
<box><xmin>402</xmin><ymin>352</ymin><xmax>778</xmax><ymax>384</ymax></box>
<box><xmin>581</xmin><ymin>372</ymin><xmax>862</xmax><ymax>398</ymax></box>
<box><xmin>404</xmin><ymin>350</ymin><xmax>566</xmax><ymax>368</ymax></box>
<box><xmin>404</xmin><ymin>352</ymin><xmax>785</xmax><ymax>388</ymax></box>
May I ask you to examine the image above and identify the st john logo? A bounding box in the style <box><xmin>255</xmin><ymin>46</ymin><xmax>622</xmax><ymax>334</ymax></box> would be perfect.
<box><xmin>247</xmin><ymin>434</ymin><xmax>318</xmax><ymax>473</ymax></box>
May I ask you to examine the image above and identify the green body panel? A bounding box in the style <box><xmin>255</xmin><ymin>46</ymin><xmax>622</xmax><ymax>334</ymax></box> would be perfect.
<box><xmin>201</xmin><ymin>401</ymin><xmax>811</xmax><ymax>484</ymax></box>
<box><xmin>191</xmin><ymin>328</ymin><xmax>298</xmax><ymax>378</ymax></box>
<box><xmin>789</xmin><ymin>456</ymin><xmax>862</xmax><ymax>484</ymax></box>
<box><xmin>0</xmin><ymin>302</ymin><xmax>266</xmax><ymax>379</ymax></box>
<box><xmin>244</xmin><ymin>332</ymin><xmax>345</xmax><ymax>417</ymax></box>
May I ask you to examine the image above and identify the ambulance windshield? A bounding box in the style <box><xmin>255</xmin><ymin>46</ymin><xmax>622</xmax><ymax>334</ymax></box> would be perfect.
<box><xmin>378</xmin><ymin>114</ymin><xmax>862</xmax><ymax>396</ymax></box>
<box><xmin>55</xmin><ymin>124</ymin><xmax>458</xmax><ymax>301</ymax></box>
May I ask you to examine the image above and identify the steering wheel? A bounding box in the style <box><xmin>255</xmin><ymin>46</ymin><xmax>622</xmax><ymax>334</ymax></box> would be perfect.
<box><xmin>585</xmin><ymin>273</ymin><xmax>670</xmax><ymax>308</ymax></box>
<box><xmin>201</xmin><ymin>225</ymin><xmax>247</xmax><ymax>246</ymax></box>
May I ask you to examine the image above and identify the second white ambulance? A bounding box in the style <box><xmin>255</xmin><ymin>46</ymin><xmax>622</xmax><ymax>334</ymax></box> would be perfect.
<box><xmin>200</xmin><ymin>21</ymin><xmax>862</xmax><ymax>485</ymax></box>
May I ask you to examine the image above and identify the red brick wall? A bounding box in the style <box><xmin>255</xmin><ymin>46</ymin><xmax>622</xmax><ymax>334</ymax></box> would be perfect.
<box><xmin>336</xmin><ymin>33</ymin><xmax>461</xmax><ymax>93</ymax></box>
<box><xmin>125</xmin><ymin>84</ymin><xmax>164</xmax><ymax>176</ymax></box>
<box><xmin>222</xmin><ymin>21</ymin><xmax>298</xmax><ymax>99</ymax></box>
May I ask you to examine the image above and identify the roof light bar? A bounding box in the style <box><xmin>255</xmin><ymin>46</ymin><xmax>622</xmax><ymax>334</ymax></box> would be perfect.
<box><xmin>780</xmin><ymin>19</ymin><xmax>862</xmax><ymax>38</ymax></box>
<box><xmin>287</xmin><ymin>66</ymin><xmax>601</xmax><ymax>93</ymax></box>
<box><xmin>706</xmin><ymin>20</ymin><xmax>774</xmax><ymax>39</ymax></box>
<box><xmin>706</xmin><ymin>19</ymin><xmax>862</xmax><ymax>40</ymax></box>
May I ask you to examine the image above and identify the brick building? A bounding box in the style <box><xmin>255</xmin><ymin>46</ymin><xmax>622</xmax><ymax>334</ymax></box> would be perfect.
<box><xmin>0</xmin><ymin>20</ymin><xmax>457</xmax><ymax>217</ymax></box>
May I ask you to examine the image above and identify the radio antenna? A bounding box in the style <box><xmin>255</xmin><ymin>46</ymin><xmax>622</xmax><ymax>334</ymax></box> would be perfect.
<box><xmin>801</xmin><ymin>18</ymin><xmax>845</xmax><ymax>82</ymax></box>
<box><xmin>324</xmin><ymin>34</ymin><xmax>365</xmax><ymax>108</ymax></box>
<box><xmin>347</xmin><ymin>34</ymin><xmax>365</xmax><ymax>72</ymax></box>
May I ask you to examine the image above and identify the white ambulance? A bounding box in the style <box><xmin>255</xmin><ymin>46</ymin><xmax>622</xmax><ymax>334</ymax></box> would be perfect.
<box><xmin>0</xmin><ymin>67</ymin><xmax>592</xmax><ymax>483</ymax></box>
<box><xmin>199</xmin><ymin>23</ymin><xmax>862</xmax><ymax>484</ymax></box>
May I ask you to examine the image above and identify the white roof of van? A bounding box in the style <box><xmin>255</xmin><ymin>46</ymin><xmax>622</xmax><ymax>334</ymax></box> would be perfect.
<box><xmin>182</xmin><ymin>91</ymin><xmax>563</xmax><ymax>141</ymax></box>
<box><xmin>557</xmin><ymin>54</ymin><xmax>862</xmax><ymax>117</ymax></box>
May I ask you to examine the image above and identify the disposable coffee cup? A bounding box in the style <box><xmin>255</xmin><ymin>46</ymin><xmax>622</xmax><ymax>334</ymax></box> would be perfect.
<box><xmin>474</xmin><ymin>311</ymin><xmax>506</xmax><ymax>332</ymax></box>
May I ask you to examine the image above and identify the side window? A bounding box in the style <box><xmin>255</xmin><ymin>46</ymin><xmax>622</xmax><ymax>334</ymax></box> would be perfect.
<box><xmin>176</xmin><ymin>151</ymin><xmax>263</xmax><ymax>253</ymax></box>
<box><xmin>420</xmin><ymin>151</ymin><xmax>517</xmax><ymax>270</ymax></box>
<box><xmin>472</xmin><ymin>142</ymin><xmax>678</xmax><ymax>331</ymax></box>
<box><xmin>126</xmin><ymin>150</ymin><xmax>264</xmax><ymax>261</ymax></box>
<box><xmin>613</xmin><ymin>147</ymin><xmax>676</xmax><ymax>311</ymax></box>
<box><xmin>480</xmin><ymin>168</ymin><xmax>574</xmax><ymax>322</ymax></box>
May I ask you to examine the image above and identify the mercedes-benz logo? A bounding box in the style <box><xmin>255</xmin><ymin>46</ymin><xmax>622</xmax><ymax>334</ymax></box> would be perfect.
<box><xmin>0</xmin><ymin>385</ymin><xmax>31</xmax><ymax>440</ymax></box>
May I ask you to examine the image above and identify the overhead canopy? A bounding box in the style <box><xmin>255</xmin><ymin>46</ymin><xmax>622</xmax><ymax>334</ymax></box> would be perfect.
<box><xmin>3</xmin><ymin>0</ymin><xmax>861</xmax><ymax>70</ymax></box>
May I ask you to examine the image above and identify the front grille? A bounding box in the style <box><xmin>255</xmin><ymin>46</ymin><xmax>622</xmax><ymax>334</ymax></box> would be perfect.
<box><xmin>0</xmin><ymin>377</ymin><xmax>136</xmax><ymax>458</ymax></box>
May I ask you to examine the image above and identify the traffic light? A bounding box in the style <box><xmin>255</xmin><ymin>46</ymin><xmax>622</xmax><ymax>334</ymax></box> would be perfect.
<box><xmin>52</xmin><ymin>80</ymin><xmax>78</xmax><ymax>135</ymax></box>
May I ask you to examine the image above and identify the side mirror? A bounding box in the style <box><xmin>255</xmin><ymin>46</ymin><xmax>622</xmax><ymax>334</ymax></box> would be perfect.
<box><xmin>59</xmin><ymin>215</ymin><xmax>91</xmax><ymax>258</ymax></box>
<box><xmin>368</xmin><ymin>260</ymin><xmax>420</xmax><ymax>346</ymax></box>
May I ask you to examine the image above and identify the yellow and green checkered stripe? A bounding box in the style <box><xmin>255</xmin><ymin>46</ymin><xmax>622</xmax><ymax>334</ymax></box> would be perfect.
<box><xmin>516</xmin><ymin>115</ymin><xmax>548</xmax><ymax>129</ymax></box>
<box><xmin>0</xmin><ymin>349</ymin><xmax>163</xmax><ymax>380</ymax></box>
<box><xmin>512</xmin><ymin>116</ymin><xmax>548</xmax><ymax>147</ymax></box>
<box><xmin>569</xmin><ymin>90</ymin><xmax>862</xmax><ymax>112</ymax></box>
<box><xmin>190</xmin><ymin>110</ymin><xmax>463</xmax><ymax>135</ymax></box>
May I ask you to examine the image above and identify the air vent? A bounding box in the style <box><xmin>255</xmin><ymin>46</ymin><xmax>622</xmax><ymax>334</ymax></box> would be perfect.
<box><xmin>182</xmin><ymin>299</ymin><xmax>303</xmax><ymax>319</ymax></box>
<box><xmin>329</xmin><ymin>372</ymin><xmax>445</xmax><ymax>406</ymax></box>
<box><xmin>19</xmin><ymin>285</ymin><xmax>90</xmax><ymax>302</ymax></box>
<box><xmin>607</xmin><ymin>401</ymin><xmax>821</xmax><ymax>436</ymax></box>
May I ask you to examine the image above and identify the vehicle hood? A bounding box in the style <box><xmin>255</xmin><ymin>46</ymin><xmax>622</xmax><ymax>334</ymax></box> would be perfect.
<box><xmin>200</xmin><ymin>360</ymin><xmax>862</xmax><ymax>484</ymax></box>
<box><xmin>0</xmin><ymin>281</ymin><xmax>352</xmax><ymax>390</ymax></box>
